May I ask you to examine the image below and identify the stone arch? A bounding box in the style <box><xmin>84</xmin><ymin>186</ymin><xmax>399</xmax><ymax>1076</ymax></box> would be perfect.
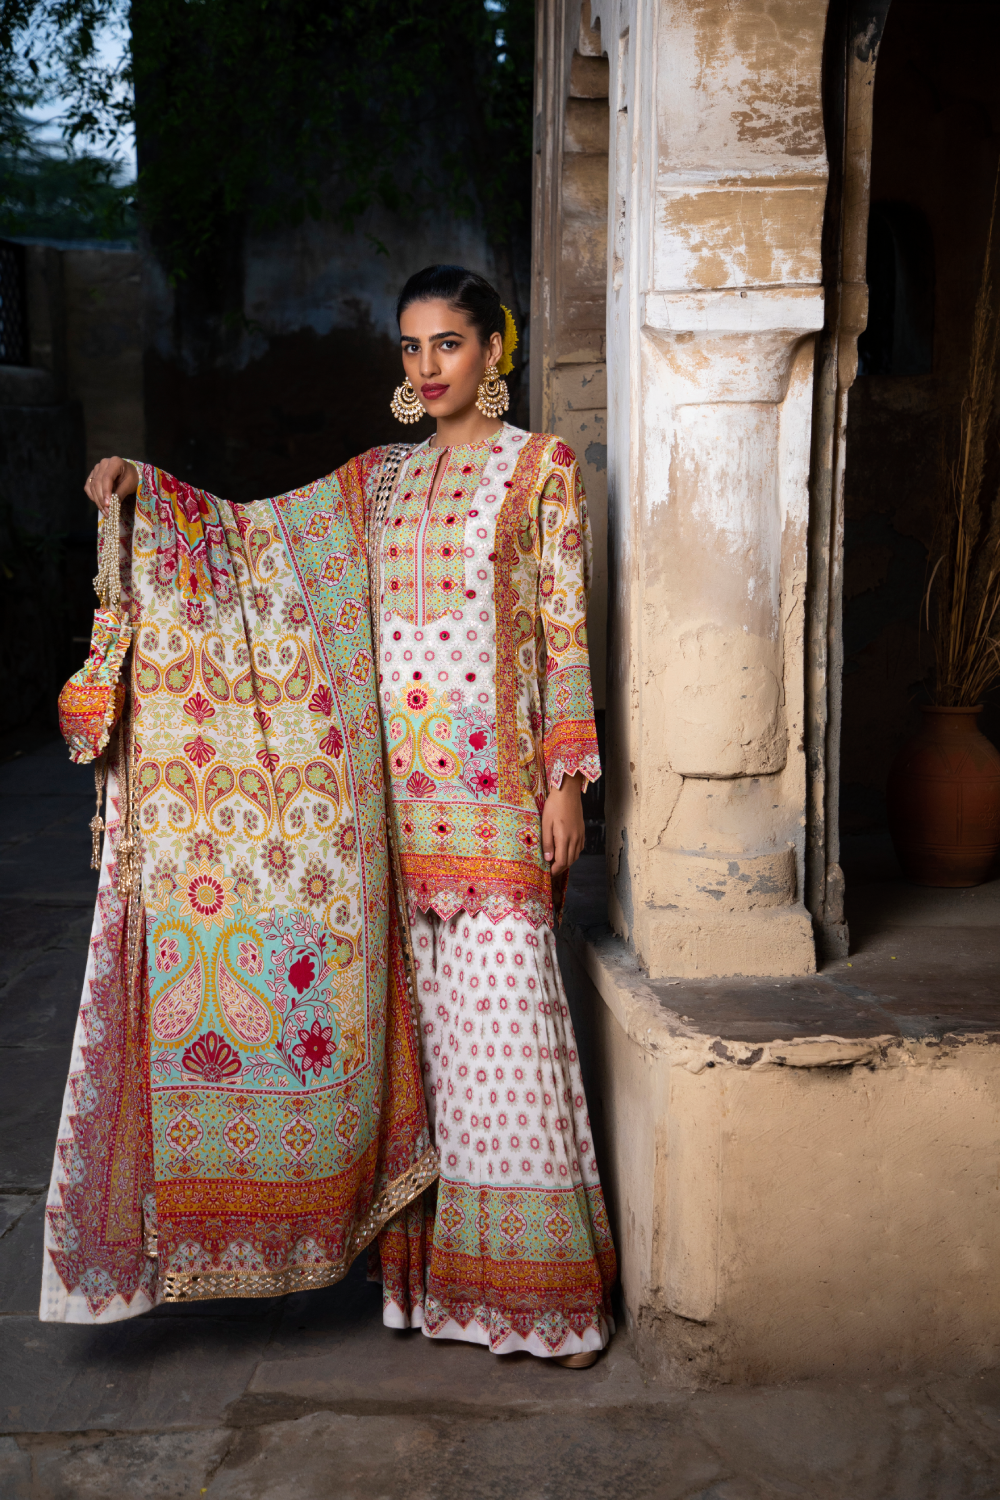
<box><xmin>804</xmin><ymin>0</ymin><xmax>894</xmax><ymax>955</ymax></box>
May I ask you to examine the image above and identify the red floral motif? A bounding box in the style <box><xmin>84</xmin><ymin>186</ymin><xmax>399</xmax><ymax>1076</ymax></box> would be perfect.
<box><xmin>292</xmin><ymin>1018</ymin><xmax>337</xmax><ymax>1075</ymax></box>
<box><xmin>184</xmin><ymin>832</ymin><xmax>221</xmax><ymax>865</ymax></box>
<box><xmin>552</xmin><ymin>441</ymin><xmax>575</xmax><ymax>469</ymax></box>
<box><xmin>184</xmin><ymin>734</ymin><xmax>216</xmax><ymax>768</ymax></box>
<box><xmin>183</xmin><ymin>692</ymin><xmax>215</xmax><ymax>725</ymax></box>
<box><xmin>406</xmin><ymin>687</ymin><xmax>429</xmax><ymax>711</ymax></box>
<box><xmin>178</xmin><ymin>860</ymin><xmax>236</xmax><ymax>929</ymax></box>
<box><xmin>262</xmin><ymin>840</ymin><xmax>292</xmax><ymax>881</ymax></box>
<box><xmin>185</xmin><ymin>598</ymin><xmax>206</xmax><ymax>627</ymax></box>
<box><xmin>473</xmin><ymin>768</ymin><xmax>499</xmax><ymax>795</ymax></box>
<box><xmin>254</xmin><ymin>708</ymin><xmax>272</xmax><ymax>732</ymax></box>
<box><xmin>280</xmin><ymin>597</ymin><xmax>310</xmax><ymax>630</ymax></box>
<box><xmin>406</xmin><ymin>771</ymin><xmax>434</xmax><ymax>798</ymax></box>
<box><xmin>319</xmin><ymin>724</ymin><xmax>344</xmax><ymax>757</ymax></box>
<box><xmin>257</xmin><ymin>749</ymin><xmax>280</xmax><ymax>772</ymax></box>
<box><xmin>298</xmin><ymin>857</ymin><xmax>333</xmax><ymax>908</ymax></box>
<box><xmin>335</xmin><ymin>822</ymin><xmax>358</xmax><ymax>860</ymax></box>
<box><xmin>288</xmin><ymin>954</ymin><xmax>316</xmax><ymax>994</ymax></box>
<box><xmin>468</xmin><ymin>729</ymin><xmax>488</xmax><ymax>751</ymax></box>
<box><xmin>181</xmin><ymin>1031</ymin><xmax>242</xmax><ymax>1082</ymax></box>
<box><xmin>309</xmin><ymin>685</ymin><xmax>333</xmax><ymax>717</ymax></box>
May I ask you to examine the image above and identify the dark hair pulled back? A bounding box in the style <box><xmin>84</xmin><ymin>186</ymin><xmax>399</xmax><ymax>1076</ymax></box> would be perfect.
<box><xmin>396</xmin><ymin>265</ymin><xmax>505</xmax><ymax>346</ymax></box>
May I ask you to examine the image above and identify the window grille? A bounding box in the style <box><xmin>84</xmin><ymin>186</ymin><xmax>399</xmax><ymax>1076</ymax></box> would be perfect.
<box><xmin>0</xmin><ymin>242</ymin><xmax>28</xmax><ymax>367</ymax></box>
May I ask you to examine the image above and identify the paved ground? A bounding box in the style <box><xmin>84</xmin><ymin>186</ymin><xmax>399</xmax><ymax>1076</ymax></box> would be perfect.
<box><xmin>3</xmin><ymin>739</ymin><xmax>1000</xmax><ymax>1498</ymax></box>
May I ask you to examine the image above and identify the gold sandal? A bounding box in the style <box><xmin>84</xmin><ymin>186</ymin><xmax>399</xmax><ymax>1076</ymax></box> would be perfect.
<box><xmin>555</xmin><ymin>1350</ymin><xmax>599</xmax><ymax>1368</ymax></box>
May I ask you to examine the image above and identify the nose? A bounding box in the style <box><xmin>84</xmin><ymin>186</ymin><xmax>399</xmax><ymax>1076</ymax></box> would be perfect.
<box><xmin>419</xmin><ymin>346</ymin><xmax>441</xmax><ymax>378</ymax></box>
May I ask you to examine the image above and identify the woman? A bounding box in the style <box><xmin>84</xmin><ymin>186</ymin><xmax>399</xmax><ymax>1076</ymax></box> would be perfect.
<box><xmin>81</xmin><ymin>265</ymin><xmax>615</xmax><ymax>1364</ymax></box>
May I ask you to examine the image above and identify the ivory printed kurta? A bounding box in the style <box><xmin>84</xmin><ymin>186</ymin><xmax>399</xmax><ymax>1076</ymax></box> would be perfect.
<box><xmin>340</xmin><ymin>423</ymin><xmax>602</xmax><ymax>928</ymax></box>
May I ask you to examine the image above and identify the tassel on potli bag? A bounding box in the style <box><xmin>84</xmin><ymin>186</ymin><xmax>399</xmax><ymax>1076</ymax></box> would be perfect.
<box><xmin>57</xmin><ymin>492</ymin><xmax>132</xmax><ymax>872</ymax></box>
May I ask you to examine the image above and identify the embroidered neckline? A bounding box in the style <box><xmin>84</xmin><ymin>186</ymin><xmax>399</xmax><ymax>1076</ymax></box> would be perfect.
<box><xmin>419</xmin><ymin>422</ymin><xmax>509</xmax><ymax>457</ymax></box>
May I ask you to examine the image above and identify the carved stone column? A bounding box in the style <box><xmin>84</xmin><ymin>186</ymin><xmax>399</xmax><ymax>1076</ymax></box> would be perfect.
<box><xmin>595</xmin><ymin>0</ymin><xmax>830</xmax><ymax>977</ymax></box>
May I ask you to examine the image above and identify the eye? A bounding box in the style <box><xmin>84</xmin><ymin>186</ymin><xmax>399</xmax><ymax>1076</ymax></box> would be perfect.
<box><xmin>403</xmin><ymin>342</ymin><xmax>420</xmax><ymax>354</ymax></box>
<box><xmin>440</xmin><ymin>339</ymin><xmax>459</xmax><ymax>350</ymax></box>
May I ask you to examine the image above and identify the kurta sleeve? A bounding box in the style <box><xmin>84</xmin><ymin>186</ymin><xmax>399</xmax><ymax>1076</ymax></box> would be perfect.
<box><xmin>537</xmin><ymin>447</ymin><xmax>602</xmax><ymax>790</ymax></box>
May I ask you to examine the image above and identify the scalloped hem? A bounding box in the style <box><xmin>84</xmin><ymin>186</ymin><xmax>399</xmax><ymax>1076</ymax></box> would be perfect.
<box><xmin>546</xmin><ymin>752</ymin><xmax>603</xmax><ymax>792</ymax></box>
<box><xmin>407</xmin><ymin>889</ymin><xmax>554</xmax><ymax>930</ymax></box>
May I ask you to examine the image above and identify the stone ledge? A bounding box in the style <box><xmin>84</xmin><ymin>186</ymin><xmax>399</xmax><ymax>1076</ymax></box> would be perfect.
<box><xmin>559</xmin><ymin>904</ymin><xmax>1000</xmax><ymax>1380</ymax></box>
<box><xmin>560</xmin><ymin>916</ymin><xmax>1000</xmax><ymax>1071</ymax></box>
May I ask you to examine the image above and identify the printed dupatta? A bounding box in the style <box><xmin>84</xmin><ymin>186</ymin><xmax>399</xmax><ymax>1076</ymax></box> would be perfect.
<box><xmin>41</xmin><ymin>464</ymin><xmax>437</xmax><ymax>1322</ymax></box>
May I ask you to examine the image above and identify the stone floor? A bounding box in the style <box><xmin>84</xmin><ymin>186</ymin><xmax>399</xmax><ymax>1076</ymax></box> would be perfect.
<box><xmin>2</xmin><ymin>739</ymin><xmax>1000</xmax><ymax>1498</ymax></box>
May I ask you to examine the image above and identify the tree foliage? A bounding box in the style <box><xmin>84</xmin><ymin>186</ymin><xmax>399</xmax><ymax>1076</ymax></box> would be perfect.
<box><xmin>0</xmin><ymin>0</ymin><xmax>134</xmax><ymax>238</ymax></box>
<box><xmin>0</xmin><ymin>139</ymin><xmax>136</xmax><ymax>238</ymax></box>
<box><xmin>0</xmin><ymin>0</ymin><xmax>534</xmax><ymax>309</ymax></box>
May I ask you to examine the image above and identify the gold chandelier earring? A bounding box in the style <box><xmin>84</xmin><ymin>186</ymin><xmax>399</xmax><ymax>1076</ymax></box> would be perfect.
<box><xmin>476</xmin><ymin>364</ymin><xmax>509</xmax><ymax>420</ymax></box>
<box><xmin>391</xmin><ymin>378</ymin><xmax>425</xmax><ymax>424</ymax></box>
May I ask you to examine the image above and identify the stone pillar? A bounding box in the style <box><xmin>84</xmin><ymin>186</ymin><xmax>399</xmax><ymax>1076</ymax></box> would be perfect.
<box><xmin>594</xmin><ymin>0</ymin><xmax>830</xmax><ymax>977</ymax></box>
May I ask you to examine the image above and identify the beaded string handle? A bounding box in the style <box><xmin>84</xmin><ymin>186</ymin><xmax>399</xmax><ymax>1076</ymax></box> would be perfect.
<box><xmin>365</xmin><ymin>443</ymin><xmax>425</xmax><ymax>1038</ymax></box>
<box><xmin>87</xmin><ymin>490</ymin><xmax>139</xmax><ymax>907</ymax></box>
<box><xmin>93</xmin><ymin>490</ymin><xmax>123</xmax><ymax>612</ymax></box>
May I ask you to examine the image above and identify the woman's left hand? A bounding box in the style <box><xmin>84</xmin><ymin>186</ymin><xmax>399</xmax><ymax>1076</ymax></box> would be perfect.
<box><xmin>541</xmin><ymin>772</ymin><xmax>586</xmax><ymax>876</ymax></box>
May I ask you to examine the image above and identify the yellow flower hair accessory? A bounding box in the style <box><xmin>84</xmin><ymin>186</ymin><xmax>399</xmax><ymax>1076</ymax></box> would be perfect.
<box><xmin>497</xmin><ymin>304</ymin><xmax>518</xmax><ymax>376</ymax></box>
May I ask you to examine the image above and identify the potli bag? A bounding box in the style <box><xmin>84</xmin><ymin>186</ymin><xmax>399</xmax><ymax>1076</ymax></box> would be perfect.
<box><xmin>57</xmin><ymin>492</ymin><xmax>134</xmax><ymax>875</ymax></box>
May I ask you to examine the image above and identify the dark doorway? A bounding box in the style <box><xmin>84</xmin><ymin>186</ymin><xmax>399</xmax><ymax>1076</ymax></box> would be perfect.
<box><xmin>841</xmin><ymin>0</ymin><xmax>1000</xmax><ymax>844</ymax></box>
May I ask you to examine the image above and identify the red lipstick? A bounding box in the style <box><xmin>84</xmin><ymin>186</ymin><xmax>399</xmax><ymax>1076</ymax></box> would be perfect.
<box><xmin>421</xmin><ymin>384</ymin><xmax>448</xmax><ymax>400</ymax></box>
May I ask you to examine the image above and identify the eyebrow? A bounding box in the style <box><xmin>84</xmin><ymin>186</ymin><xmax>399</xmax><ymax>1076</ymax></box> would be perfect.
<box><xmin>399</xmin><ymin>330</ymin><xmax>466</xmax><ymax>343</ymax></box>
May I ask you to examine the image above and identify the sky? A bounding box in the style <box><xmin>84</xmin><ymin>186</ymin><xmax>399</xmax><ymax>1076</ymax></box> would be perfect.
<box><xmin>22</xmin><ymin>15</ymin><xmax>136</xmax><ymax>179</ymax></box>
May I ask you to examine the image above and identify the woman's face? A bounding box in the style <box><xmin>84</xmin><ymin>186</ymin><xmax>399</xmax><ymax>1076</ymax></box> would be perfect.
<box><xmin>399</xmin><ymin>298</ymin><xmax>504</xmax><ymax>420</ymax></box>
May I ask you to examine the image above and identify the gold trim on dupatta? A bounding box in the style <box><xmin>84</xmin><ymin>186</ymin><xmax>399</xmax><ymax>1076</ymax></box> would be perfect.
<box><xmin>160</xmin><ymin>1143</ymin><xmax>440</xmax><ymax>1302</ymax></box>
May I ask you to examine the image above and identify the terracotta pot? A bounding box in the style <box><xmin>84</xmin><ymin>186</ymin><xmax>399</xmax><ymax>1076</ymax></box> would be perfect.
<box><xmin>886</xmin><ymin>705</ymin><xmax>1000</xmax><ymax>886</ymax></box>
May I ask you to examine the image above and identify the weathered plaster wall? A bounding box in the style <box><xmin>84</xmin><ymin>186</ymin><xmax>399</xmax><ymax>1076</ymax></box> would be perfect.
<box><xmin>532</xmin><ymin>0</ymin><xmax>610</xmax><ymax>708</ymax></box>
<box><xmin>563</xmin><ymin>925</ymin><xmax>1000</xmax><ymax>1383</ymax></box>
<box><xmin>840</xmin><ymin>0</ymin><xmax>1000</xmax><ymax>829</ymax></box>
<box><xmin>144</xmin><ymin>208</ymin><xmax>515</xmax><ymax>504</ymax></box>
<box><xmin>594</xmin><ymin>0</ymin><xmax>829</xmax><ymax>976</ymax></box>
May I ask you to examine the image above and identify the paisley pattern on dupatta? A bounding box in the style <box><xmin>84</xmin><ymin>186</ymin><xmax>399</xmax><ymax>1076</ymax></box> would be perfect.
<box><xmin>41</xmin><ymin>465</ymin><xmax>436</xmax><ymax>1321</ymax></box>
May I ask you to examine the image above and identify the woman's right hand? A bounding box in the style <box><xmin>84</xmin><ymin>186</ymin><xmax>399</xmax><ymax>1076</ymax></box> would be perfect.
<box><xmin>84</xmin><ymin>457</ymin><xmax>139</xmax><ymax>517</ymax></box>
